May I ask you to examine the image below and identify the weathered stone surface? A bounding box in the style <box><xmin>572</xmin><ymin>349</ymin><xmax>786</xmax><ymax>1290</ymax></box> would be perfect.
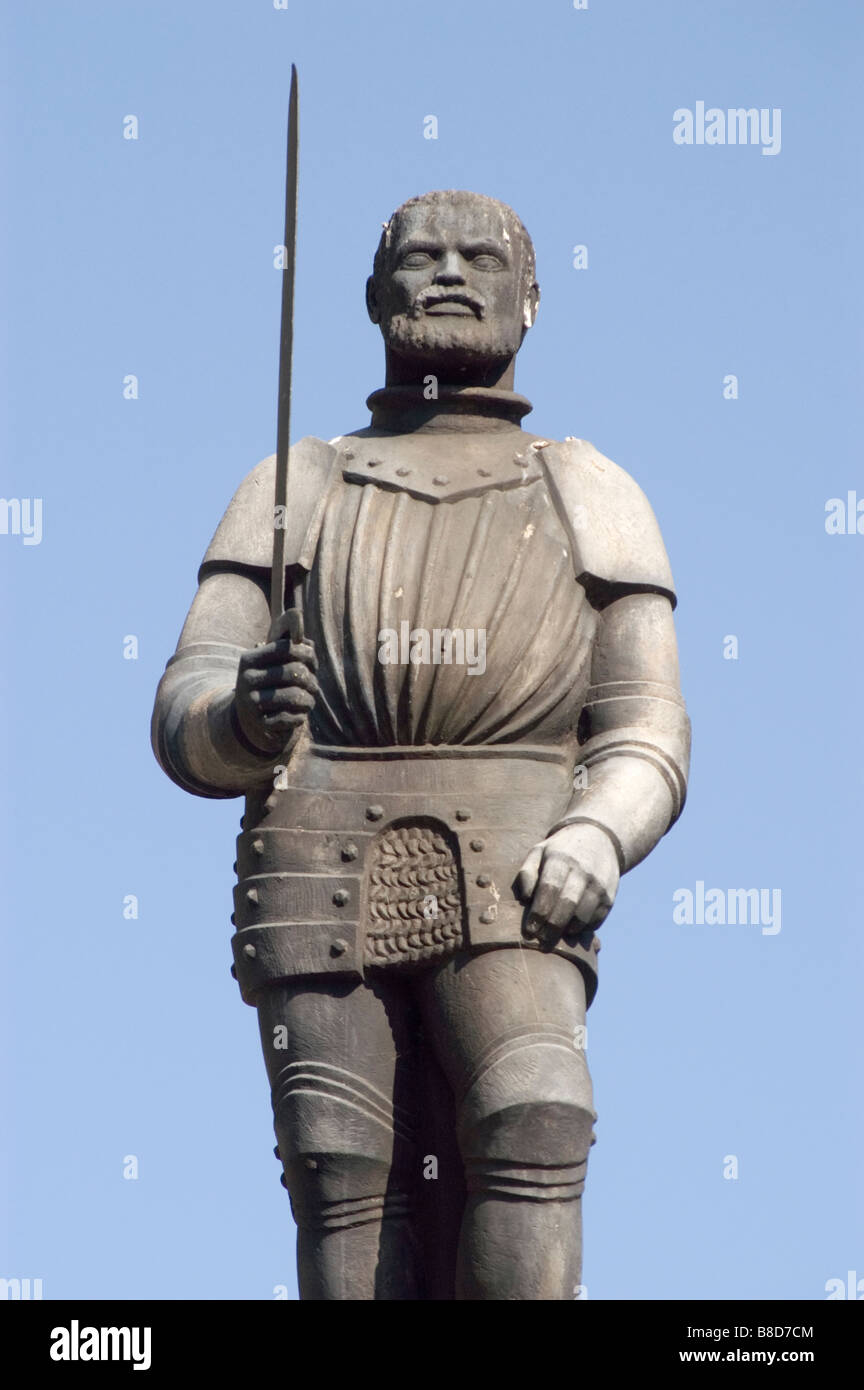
<box><xmin>152</xmin><ymin>189</ymin><xmax>690</xmax><ymax>1299</ymax></box>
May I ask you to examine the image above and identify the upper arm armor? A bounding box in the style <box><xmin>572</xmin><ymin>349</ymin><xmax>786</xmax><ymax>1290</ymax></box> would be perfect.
<box><xmin>197</xmin><ymin>435</ymin><xmax>338</xmax><ymax>580</ymax></box>
<box><xmin>539</xmin><ymin>438</ymin><xmax>677</xmax><ymax>609</ymax></box>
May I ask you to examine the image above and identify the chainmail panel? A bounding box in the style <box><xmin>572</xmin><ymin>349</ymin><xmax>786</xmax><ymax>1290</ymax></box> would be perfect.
<box><xmin>364</xmin><ymin>823</ymin><xmax>464</xmax><ymax>968</ymax></box>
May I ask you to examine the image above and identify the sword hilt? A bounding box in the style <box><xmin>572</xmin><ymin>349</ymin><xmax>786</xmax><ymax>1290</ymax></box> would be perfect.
<box><xmin>268</xmin><ymin>606</ymin><xmax>304</xmax><ymax>645</ymax></box>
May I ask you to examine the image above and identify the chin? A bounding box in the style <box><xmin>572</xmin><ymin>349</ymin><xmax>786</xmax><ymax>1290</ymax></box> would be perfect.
<box><xmin>385</xmin><ymin>315</ymin><xmax>520</xmax><ymax>374</ymax></box>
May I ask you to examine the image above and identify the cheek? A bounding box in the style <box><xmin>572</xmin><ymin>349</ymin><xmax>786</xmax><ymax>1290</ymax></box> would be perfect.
<box><xmin>483</xmin><ymin>286</ymin><xmax>526</xmax><ymax>338</ymax></box>
<box><xmin>483</xmin><ymin>277</ymin><xmax>521</xmax><ymax>315</ymax></box>
<box><xmin>386</xmin><ymin>275</ymin><xmax>425</xmax><ymax>314</ymax></box>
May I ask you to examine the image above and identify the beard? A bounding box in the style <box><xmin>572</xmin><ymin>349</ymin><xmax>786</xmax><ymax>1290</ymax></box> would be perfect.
<box><xmin>383</xmin><ymin>310</ymin><xmax>523</xmax><ymax>373</ymax></box>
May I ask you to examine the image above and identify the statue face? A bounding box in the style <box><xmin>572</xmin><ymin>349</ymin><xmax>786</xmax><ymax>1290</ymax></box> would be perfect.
<box><xmin>368</xmin><ymin>196</ymin><xmax>539</xmax><ymax>374</ymax></box>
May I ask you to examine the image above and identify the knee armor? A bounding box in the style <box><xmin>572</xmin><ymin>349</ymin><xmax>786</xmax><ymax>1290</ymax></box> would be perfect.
<box><xmin>456</xmin><ymin>1024</ymin><xmax>596</xmax><ymax>1202</ymax></box>
<box><xmin>272</xmin><ymin>1059</ymin><xmax>416</xmax><ymax>1231</ymax></box>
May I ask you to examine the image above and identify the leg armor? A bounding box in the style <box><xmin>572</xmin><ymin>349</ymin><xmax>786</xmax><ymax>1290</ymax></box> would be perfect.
<box><xmin>256</xmin><ymin>977</ymin><xmax>422</xmax><ymax>1300</ymax></box>
<box><xmin>416</xmin><ymin>948</ymin><xmax>596</xmax><ymax>1300</ymax></box>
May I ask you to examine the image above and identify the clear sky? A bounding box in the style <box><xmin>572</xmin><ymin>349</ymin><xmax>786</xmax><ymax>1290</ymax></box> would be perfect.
<box><xmin>2</xmin><ymin>0</ymin><xmax>861</xmax><ymax>1301</ymax></box>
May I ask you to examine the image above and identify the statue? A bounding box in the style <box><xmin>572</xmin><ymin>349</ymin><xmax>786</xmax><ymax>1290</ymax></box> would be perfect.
<box><xmin>151</xmin><ymin>186</ymin><xmax>690</xmax><ymax>1299</ymax></box>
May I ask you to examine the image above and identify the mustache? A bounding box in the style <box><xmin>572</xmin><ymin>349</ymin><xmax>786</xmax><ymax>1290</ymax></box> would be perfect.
<box><xmin>410</xmin><ymin>288</ymin><xmax>486</xmax><ymax>319</ymax></box>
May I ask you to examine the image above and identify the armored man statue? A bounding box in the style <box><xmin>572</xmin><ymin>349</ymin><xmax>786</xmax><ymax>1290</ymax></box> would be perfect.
<box><xmin>152</xmin><ymin>190</ymin><xmax>690</xmax><ymax>1300</ymax></box>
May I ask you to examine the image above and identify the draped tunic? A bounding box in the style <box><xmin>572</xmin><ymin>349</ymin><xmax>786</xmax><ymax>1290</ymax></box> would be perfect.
<box><xmin>304</xmin><ymin>470</ymin><xmax>596</xmax><ymax>751</ymax></box>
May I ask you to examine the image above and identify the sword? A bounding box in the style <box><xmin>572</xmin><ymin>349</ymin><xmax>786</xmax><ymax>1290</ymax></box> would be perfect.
<box><xmin>270</xmin><ymin>63</ymin><xmax>301</xmax><ymax>643</ymax></box>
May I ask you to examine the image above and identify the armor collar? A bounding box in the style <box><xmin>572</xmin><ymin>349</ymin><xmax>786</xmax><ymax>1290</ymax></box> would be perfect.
<box><xmin>366</xmin><ymin>384</ymin><xmax>533</xmax><ymax>434</ymax></box>
<box><xmin>335</xmin><ymin>430</ymin><xmax>550</xmax><ymax>503</ymax></box>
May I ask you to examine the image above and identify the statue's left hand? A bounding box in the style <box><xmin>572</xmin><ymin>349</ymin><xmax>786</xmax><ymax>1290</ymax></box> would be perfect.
<box><xmin>515</xmin><ymin>823</ymin><xmax>620</xmax><ymax>942</ymax></box>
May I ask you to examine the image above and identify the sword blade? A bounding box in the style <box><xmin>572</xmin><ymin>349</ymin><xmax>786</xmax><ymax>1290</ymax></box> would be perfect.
<box><xmin>270</xmin><ymin>63</ymin><xmax>299</xmax><ymax>627</ymax></box>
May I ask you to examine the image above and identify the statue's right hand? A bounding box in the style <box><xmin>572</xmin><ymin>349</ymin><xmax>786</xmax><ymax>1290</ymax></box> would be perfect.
<box><xmin>234</xmin><ymin>615</ymin><xmax>318</xmax><ymax>753</ymax></box>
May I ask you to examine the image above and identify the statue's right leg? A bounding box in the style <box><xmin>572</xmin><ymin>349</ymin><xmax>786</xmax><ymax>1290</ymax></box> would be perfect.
<box><xmin>254</xmin><ymin>975</ymin><xmax>422</xmax><ymax>1300</ymax></box>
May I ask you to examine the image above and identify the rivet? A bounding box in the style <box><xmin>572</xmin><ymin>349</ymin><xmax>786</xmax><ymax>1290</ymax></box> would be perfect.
<box><xmin>252</xmin><ymin>838</ymin><xmax>265</xmax><ymax>856</ymax></box>
<box><xmin>343</xmin><ymin>448</ymin><xmax>355</xmax><ymax>461</ymax></box>
<box><xmin>455</xmin><ymin>807</ymin><xmax>471</xmax><ymax>821</ymax></box>
<box><xmin>367</xmin><ymin>458</ymin><xmax>383</xmax><ymax>468</ymax></box>
<box><xmin>366</xmin><ymin>804</ymin><xmax>384</xmax><ymax>821</ymax></box>
<box><xmin>280</xmin><ymin>1171</ymin><xmax>289</xmax><ymax>1189</ymax></box>
<box><xmin>396</xmin><ymin>467</ymin><xmax>411</xmax><ymax>477</ymax></box>
<box><xmin>230</xmin><ymin>963</ymin><xmax>237</xmax><ymax>979</ymax></box>
<box><xmin>331</xmin><ymin>938</ymin><xmax>348</xmax><ymax>956</ymax></box>
<box><xmin>232</xmin><ymin>860</ymin><xmax>237</xmax><ymax>873</ymax></box>
<box><xmin>477</xmin><ymin>468</ymin><xmax>492</xmax><ymax>477</ymax></box>
<box><xmin>230</xmin><ymin>912</ymin><xmax>236</xmax><ymax>925</ymax></box>
<box><xmin>243</xmin><ymin>943</ymin><xmax>257</xmax><ymax>959</ymax></box>
<box><xmin>333</xmin><ymin>889</ymin><xmax>350</xmax><ymax>907</ymax></box>
<box><xmin>469</xmin><ymin>838</ymin><xmax>485</xmax><ymax>852</ymax></box>
<box><xmin>513</xmin><ymin>452</ymin><xmax>529</xmax><ymax>467</ymax></box>
<box><xmin>479</xmin><ymin>909</ymin><xmax>496</xmax><ymax>925</ymax></box>
<box><xmin>246</xmin><ymin>888</ymin><xmax>259</xmax><ymax>905</ymax></box>
<box><xmin>305</xmin><ymin>1157</ymin><xmax>318</xmax><ymax>1170</ymax></box>
<box><xmin>273</xmin><ymin>1145</ymin><xmax>281</xmax><ymax>1160</ymax></box>
<box><xmin>341</xmin><ymin>842</ymin><xmax>358</xmax><ymax>862</ymax></box>
<box><xmin>433</xmin><ymin>475</ymin><xmax>449</xmax><ymax>486</ymax></box>
<box><xmin>476</xmin><ymin>874</ymin><xmax>491</xmax><ymax>888</ymax></box>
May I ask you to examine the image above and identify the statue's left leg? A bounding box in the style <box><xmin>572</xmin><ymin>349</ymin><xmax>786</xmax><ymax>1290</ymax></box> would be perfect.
<box><xmin>415</xmin><ymin>948</ymin><xmax>594</xmax><ymax>1301</ymax></box>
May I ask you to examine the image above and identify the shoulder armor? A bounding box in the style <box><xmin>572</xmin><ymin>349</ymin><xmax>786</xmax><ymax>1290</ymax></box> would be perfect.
<box><xmin>197</xmin><ymin>436</ymin><xmax>338</xmax><ymax>578</ymax></box>
<box><xmin>539</xmin><ymin>438</ymin><xmax>677</xmax><ymax>609</ymax></box>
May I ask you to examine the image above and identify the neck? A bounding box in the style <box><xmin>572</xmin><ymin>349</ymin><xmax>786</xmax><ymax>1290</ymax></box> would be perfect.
<box><xmin>366</xmin><ymin>382</ymin><xmax>533</xmax><ymax>434</ymax></box>
<box><xmin>384</xmin><ymin>347</ymin><xmax>517</xmax><ymax>392</ymax></box>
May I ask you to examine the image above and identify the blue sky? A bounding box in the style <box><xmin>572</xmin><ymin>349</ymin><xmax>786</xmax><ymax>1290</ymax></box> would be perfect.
<box><xmin>2</xmin><ymin>0</ymin><xmax>861</xmax><ymax>1300</ymax></box>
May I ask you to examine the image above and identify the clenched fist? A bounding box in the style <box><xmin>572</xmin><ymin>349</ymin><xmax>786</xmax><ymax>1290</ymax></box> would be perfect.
<box><xmin>234</xmin><ymin>610</ymin><xmax>318</xmax><ymax>753</ymax></box>
<box><xmin>515</xmin><ymin>821</ymin><xmax>620</xmax><ymax>944</ymax></box>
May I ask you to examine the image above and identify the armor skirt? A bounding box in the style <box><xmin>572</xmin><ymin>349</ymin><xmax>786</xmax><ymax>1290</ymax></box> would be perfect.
<box><xmin>230</xmin><ymin>741</ymin><xmax>600</xmax><ymax>1006</ymax></box>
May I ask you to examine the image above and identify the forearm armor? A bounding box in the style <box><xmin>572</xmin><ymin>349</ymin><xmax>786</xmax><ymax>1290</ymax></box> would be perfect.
<box><xmin>151</xmin><ymin>640</ymin><xmax>278</xmax><ymax>799</ymax></box>
<box><xmin>549</xmin><ymin>680</ymin><xmax>691</xmax><ymax>873</ymax></box>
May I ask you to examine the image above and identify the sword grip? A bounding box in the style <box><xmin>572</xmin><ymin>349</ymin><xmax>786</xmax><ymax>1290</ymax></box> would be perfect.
<box><xmin>268</xmin><ymin>607</ymin><xmax>304</xmax><ymax>645</ymax></box>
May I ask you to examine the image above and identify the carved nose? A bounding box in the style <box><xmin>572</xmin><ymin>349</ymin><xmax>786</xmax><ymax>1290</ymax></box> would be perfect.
<box><xmin>434</xmin><ymin>254</ymin><xmax>466</xmax><ymax>285</ymax></box>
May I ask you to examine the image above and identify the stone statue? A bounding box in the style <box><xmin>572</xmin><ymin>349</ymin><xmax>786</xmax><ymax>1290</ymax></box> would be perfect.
<box><xmin>151</xmin><ymin>189</ymin><xmax>691</xmax><ymax>1300</ymax></box>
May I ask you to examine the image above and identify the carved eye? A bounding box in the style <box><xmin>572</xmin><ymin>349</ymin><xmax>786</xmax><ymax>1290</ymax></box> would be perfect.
<box><xmin>470</xmin><ymin>254</ymin><xmax>503</xmax><ymax>271</ymax></box>
<box><xmin>400</xmin><ymin>251</ymin><xmax>435</xmax><ymax>269</ymax></box>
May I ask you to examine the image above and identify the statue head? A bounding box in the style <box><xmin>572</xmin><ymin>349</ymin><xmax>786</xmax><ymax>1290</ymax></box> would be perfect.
<box><xmin>366</xmin><ymin>190</ymin><xmax>540</xmax><ymax>383</ymax></box>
